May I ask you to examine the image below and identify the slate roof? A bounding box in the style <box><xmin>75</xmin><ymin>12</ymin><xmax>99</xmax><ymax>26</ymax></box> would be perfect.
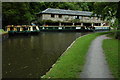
<box><xmin>39</xmin><ymin>8</ymin><xmax>93</xmax><ymax>16</ymax></box>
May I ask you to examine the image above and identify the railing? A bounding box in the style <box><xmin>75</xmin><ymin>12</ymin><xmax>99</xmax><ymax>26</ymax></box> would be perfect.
<box><xmin>81</xmin><ymin>19</ymin><xmax>103</xmax><ymax>23</ymax></box>
<box><xmin>65</xmin><ymin>19</ymin><xmax>103</xmax><ymax>23</ymax></box>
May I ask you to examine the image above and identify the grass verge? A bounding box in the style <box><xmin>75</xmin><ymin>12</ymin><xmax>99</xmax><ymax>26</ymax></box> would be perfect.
<box><xmin>103</xmin><ymin>34</ymin><xmax>119</xmax><ymax>78</ymax></box>
<box><xmin>0</xmin><ymin>29</ymin><xmax>8</xmax><ymax>35</ymax></box>
<box><xmin>42</xmin><ymin>32</ymin><xmax>111</xmax><ymax>78</ymax></box>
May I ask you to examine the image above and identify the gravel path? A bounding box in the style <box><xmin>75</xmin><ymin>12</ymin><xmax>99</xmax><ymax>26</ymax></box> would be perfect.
<box><xmin>80</xmin><ymin>35</ymin><xmax>113</xmax><ymax>78</ymax></box>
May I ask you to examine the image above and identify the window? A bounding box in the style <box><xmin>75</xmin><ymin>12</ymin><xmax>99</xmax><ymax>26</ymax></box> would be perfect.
<box><xmin>59</xmin><ymin>15</ymin><xmax>62</xmax><ymax>18</ymax></box>
<box><xmin>76</xmin><ymin>16</ymin><xmax>79</xmax><ymax>19</ymax></box>
<box><xmin>75</xmin><ymin>16</ymin><xmax>79</xmax><ymax>19</ymax></box>
<box><xmin>91</xmin><ymin>17</ymin><xmax>93</xmax><ymax>19</ymax></box>
<box><xmin>73</xmin><ymin>16</ymin><xmax>76</xmax><ymax>19</ymax></box>
<box><xmin>51</xmin><ymin>14</ymin><xmax>55</xmax><ymax>18</ymax></box>
<box><xmin>79</xmin><ymin>16</ymin><xmax>82</xmax><ymax>19</ymax></box>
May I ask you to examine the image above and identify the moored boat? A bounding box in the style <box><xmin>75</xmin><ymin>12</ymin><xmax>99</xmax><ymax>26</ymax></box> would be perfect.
<box><xmin>6</xmin><ymin>25</ymin><xmax>40</xmax><ymax>35</ymax></box>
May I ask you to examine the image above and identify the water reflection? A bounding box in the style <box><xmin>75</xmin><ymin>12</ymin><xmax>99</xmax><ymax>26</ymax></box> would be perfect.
<box><xmin>2</xmin><ymin>32</ymin><xmax>89</xmax><ymax>78</ymax></box>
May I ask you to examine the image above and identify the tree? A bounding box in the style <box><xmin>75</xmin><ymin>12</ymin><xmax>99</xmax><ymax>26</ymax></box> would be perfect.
<box><xmin>93</xmin><ymin>2</ymin><xmax>118</xmax><ymax>26</ymax></box>
<box><xmin>2</xmin><ymin>2</ymin><xmax>34</xmax><ymax>28</ymax></box>
<box><xmin>2</xmin><ymin>2</ymin><xmax>94</xmax><ymax>29</ymax></box>
<box><xmin>115</xmin><ymin>2</ymin><xmax>120</xmax><ymax>40</ymax></box>
<box><xmin>93</xmin><ymin>2</ymin><xmax>119</xmax><ymax>39</ymax></box>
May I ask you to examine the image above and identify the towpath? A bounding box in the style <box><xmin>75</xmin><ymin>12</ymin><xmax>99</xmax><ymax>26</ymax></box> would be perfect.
<box><xmin>80</xmin><ymin>35</ymin><xmax>113</xmax><ymax>78</ymax></box>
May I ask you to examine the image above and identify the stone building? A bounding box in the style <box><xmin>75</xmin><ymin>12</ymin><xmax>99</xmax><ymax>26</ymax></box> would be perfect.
<box><xmin>37</xmin><ymin>8</ymin><xmax>109</xmax><ymax>27</ymax></box>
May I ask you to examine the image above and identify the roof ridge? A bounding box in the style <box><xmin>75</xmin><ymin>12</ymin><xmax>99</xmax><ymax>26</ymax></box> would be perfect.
<box><xmin>46</xmin><ymin>8</ymin><xmax>92</xmax><ymax>13</ymax></box>
<box><xmin>40</xmin><ymin>8</ymin><xmax>93</xmax><ymax>16</ymax></box>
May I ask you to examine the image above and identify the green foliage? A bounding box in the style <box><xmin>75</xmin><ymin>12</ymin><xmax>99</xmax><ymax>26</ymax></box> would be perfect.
<box><xmin>2</xmin><ymin>2</ymin><xmax>94</xmax><ymax>29</ymax></box>
<box><xmin>94</xmin><ymin>3</ymin><xmax>117</xmax><ymax>16</ymax></box>
<box><xmin>115</xmin><ymin>30</ymin><xmax>120</xmax><ymax>40</ymax></box>
<box><xmin>93</xmin><ymin>2</ymin><xmax>119</xmax><ymax>39</ymax></box>
<box><xmin>93</xmin><ymin>2</ymin><xmax>118</xmax><ymax>23</ymax></box>
<box><xmin>112</xmin><ymin>18</ymin><xmax>118</xmax><ymax>29</ymax></box>
<box><xmin>2</xmin><ymin>3</ymin><xmax>34</xmax><ymax>26</ymax></box>
<box><xmin>2</xmin><ymin>2</ymin><xmax>118</xmax><ymax>28</ymax></box>
<box><xmin>115</xmin><ymin>2</ymin><xmax>120</xmax><ymax>40</ymax></box>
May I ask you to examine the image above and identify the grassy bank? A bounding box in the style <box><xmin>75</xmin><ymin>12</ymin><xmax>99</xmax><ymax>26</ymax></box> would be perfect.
<box><xmin>0</xmin><ymin>29</ymin><xmax>8</xmax><ymax>35</ymax></box>
<box><xmin>42</xmin><ymin>32</ymin><xmax>110</xmax><ymax>78</ymax></box>
<box><xmin>103</xmin><ymin>34</ymin><xmax>119</xmax><ymax>78</ymax></box>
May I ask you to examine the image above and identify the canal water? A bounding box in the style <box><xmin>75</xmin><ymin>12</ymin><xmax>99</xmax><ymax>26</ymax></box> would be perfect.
<box><xmin>2</xmin><ymin>32</ymin><xmax>89</xmax><ymax>78</ymax></box>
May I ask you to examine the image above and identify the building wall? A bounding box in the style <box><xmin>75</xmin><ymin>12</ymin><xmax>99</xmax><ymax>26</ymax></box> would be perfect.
<box><xmin>41</xmin><ymin>14</ymin><xmax>75</xmax><ymax>22</ymax></box>
<box><xmin>40</xmin><ymin>14</ymin><xmax>103</xmax><ymax>23</ymax></box>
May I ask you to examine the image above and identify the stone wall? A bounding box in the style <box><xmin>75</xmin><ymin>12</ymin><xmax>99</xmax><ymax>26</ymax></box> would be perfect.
<box><xmin>41</xmin><ymin>14</ymin><xmax>75</xmax><ymax>22</ymax></box>
<box><xmin>40</xmin><ymin>14</ymin><xmax>103</xmax><ymax>23</ymax></box>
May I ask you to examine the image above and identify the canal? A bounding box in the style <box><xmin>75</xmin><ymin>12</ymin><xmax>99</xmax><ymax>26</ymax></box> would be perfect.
<box><xmin>2</xmin><ymin>32</ymin><xmax>89</xmax><ymax>78</ymax></box>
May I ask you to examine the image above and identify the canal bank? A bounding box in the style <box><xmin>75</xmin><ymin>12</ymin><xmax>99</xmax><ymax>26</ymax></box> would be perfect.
<box><xmin>41</xmin><ymin>31</ymin><xmax>111</xmax><ymax>78</ymax></box>
<box><xmin>3</xmin><ymin>32</ymin><xmax>88</xmax><ymax>78</ymax></box>
<box><xmin>0</xmin><ymin>29</ymin><xmax>8</xmax><ymax>41</ymax></box>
